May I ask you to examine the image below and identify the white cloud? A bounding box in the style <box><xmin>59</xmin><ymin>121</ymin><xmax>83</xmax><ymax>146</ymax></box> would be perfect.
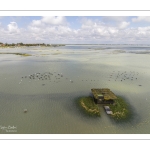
<box><xmin>119</xmin><ymin>21</ymin><xmax>130</xmax><ymax>29</ymax></box>
<box><xmin>31</xmin><ymin>20</ymin><xmax>42</xmax><ymax>26</ymax></box>
<box><xmin>80</xmin><ymin>17</ymin><xmax>104</xmax><ymax>28</ymax></box>
<box><xmin>7</xmin><ymin>22</ymin><xmax>19</xmax><ymax>33</ymax></box>
<box><xmin>137</xmin><ymin>26</ymin><xmax>150</xmax><ymax>36</ymax></box>
<box><xmin>138</xmin><ymin>26</ymin><xmax>150</xmax><ymax>31</ymax></box>
<box><xmin>132</xmin><ymin>16</ymin><xmax>150</xmax><ymax>22</ymax></box>
<box><xmin>26</xmin><ymin>17</ymin><xmax>150</xmax><ymax>44</ymax></box>
<box><xmin>26</xmin><ymin>16</ymin><xmax>75</xmax><ymax>43</ymax></box>
<box><xmin>41</xmin><ymin>16</ymin><xmax>66</xmax><ymax>25</ymax></box>
<box><xmin>108</xmin><ymin>27</ymin><xmax>118</xmax><ymax>34</ymax></box>
<box><xmin>31</xmin><ymin>16</ymin><xmax>67</xmax><ymax>27</ymax></box>
<box><xmin>1</xmin><ymin>16</ymin><xmax>150</xmax><ymax>44</ymax></box>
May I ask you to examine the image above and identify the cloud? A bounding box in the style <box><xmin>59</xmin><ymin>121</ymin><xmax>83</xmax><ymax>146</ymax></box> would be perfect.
<box><xmin>1</xmin><ymin>16</ymin><xmax>150</xmax><ymax>44</ymax></box>
<box><xmin>137</xmin><ymin>26</ymin><xmax>150</xmax><ymax>36</ymax></box>
<box><xmin>119</xmin><ymin>21</ymin><xmax>130</xmax><ymax>29</ymax></box>
<box><xmin>31</xmin><ymin>20</ymin><xmax>42</xmax><ymax>26</ymax></box>
<box><xmin>101</xmin><ymin>17</ymin><xmax>130</xmax><ymax>29</ymax></box>
<box><xmin>11</xmin><ymin>17</ymin><xmax>150</xmax><ymax>43</ymax></box>
<box><xmin>7</xmin><ymin>22</ymin><xmax>19</xmax><ymax>33</ymax></box>
<box><xmin>31</xmin><ymin>16</ymin><xmax>67</xmax><ymax>27</ymax></box>
<box><xmin>41</xmin><ymin>16</ymin><xmax>66</xmax><ymax>25</ymax></box>
<box><xmin>77</xmin><ymin>18</ymin><xmax>150</xmax><ymax>43</ymax></box>
<box><xmin>132</xmin><ymin>16</ymin><xmax>150</xmax><ymax>22</ymax></box>
<box><xmin>80</xmin><ymin>17</ymin><xmax>104</xmax><ymax>28</ymax></box>
<box><xmin>26</xmin><ymin>16</ymin><xmax>75</xmax><ymax>43</ymax></box>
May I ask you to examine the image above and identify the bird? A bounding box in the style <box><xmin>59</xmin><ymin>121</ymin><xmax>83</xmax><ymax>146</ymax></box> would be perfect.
<box><xmin>24</xmin><ymin>109</ymin><xmax>27</xmax><ymax>113</ymax></box>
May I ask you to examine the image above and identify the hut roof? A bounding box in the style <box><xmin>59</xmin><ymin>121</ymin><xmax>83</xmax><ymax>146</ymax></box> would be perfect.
<box><xmin>91</xmin><ymin>88</ymin><xmax>117</xmax><ymax>100</ymax></box>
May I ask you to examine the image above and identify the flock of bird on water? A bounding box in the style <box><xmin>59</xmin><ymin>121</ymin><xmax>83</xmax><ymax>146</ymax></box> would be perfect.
<box><xmin>19</xmin><ymin>71</ymin><xmax>73</xmax><ymax>113</ymax></box>
<box><xmin>108</xmin><ymin>71</ymin><xmax>142</xmax><ymax>86</ymax></box>
<box><xmin>19</xmin><ymin>71</ymin><xmax>73</xmax><ymax>86</ymax></box>
<box><xmin>19</xmin><ymin>70</ymin><xmax>142</xmax><ymax>89</ymax></box>
<box><xmin>18</xmin><ymin>70</ymin><xmax>141</xmax><ymax>113</ymax></box>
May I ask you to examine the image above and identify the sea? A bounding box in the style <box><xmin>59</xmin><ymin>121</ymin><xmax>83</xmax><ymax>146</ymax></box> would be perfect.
<box><xmin>0</xmin><ymin>44</ymin><xmax>150</xmax><ymax>134</ymax></box>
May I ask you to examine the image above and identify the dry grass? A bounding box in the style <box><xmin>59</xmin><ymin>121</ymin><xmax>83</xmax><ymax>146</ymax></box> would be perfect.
<box><xmin>79</xmin><ymin>96</ymin><xmax>100</xmax><ymax>116</ymax></box>
<box><xmin>109</xmin><ymin>96</ymin><xmax>130</xmax><ymax>120</ymax></box>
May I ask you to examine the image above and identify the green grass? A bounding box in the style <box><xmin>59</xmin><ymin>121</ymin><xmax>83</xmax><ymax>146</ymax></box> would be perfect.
<box><xmin>108</xmin><ymin>96</ymin><xmax>130</xmax><ymax>120</ymax></box>
<box><xmin>78</xmin><ymin>96</ymin><xmax>100</xmax><ymax>116</ymax></box>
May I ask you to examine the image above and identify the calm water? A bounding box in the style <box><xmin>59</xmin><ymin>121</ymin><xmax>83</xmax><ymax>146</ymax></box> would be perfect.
<box><xmin>0</xmin><ymin>45</ymin><xmax>150</xmax><ymax>134</ymax></box>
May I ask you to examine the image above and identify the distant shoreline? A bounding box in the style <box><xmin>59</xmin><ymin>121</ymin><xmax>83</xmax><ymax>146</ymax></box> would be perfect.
<box><xmin>0</xmin><ymin>43</ymin><xmax>65</xmax><ymax>48</ymax></box>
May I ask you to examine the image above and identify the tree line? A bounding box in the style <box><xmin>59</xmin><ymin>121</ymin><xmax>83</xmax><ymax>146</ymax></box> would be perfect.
<box><xmin>0</xmin><ymin>42</ymin><xmax>65</xmax><ymax>47</ymax></box>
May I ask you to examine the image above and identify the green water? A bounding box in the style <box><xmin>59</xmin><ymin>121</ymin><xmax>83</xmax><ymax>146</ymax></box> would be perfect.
<box><xmin>0</xmin><ymin>45</ymin><xmax>150</xmax><ymax>134</ymax></box>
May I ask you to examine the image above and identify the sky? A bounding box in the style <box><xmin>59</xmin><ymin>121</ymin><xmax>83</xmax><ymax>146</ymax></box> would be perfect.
<box><xmin>0</xmin><ymin>16</ymin><xmax>150</xmax><ymax>44</ymax></box>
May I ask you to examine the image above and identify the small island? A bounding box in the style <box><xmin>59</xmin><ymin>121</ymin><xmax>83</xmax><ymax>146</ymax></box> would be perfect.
<box><xmin>79</xmin><ymin>96</ymin><xmax>100</xmax><ymax>116</ymax></box>
<box><xmin>78</xmin><ymin>88</ymin><xmax>130</xmax><ymax>120</ymax></box>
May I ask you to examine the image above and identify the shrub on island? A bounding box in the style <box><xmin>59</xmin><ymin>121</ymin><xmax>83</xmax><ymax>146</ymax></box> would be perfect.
<box><xmin>109</xmin><ymin>96</ymin><xmax>130</xmax><ymax>120</ymax></box>
<box><xmin>78</xmin><ymin>96</ymin><xmax>100</xmax><ymax>116</ymax></box>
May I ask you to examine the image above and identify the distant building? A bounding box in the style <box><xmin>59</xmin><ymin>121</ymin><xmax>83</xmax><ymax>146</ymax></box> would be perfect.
<box><xmin>91</xmin><ymin>88</ymin><xmax>117</xmax><ymax>104</ymax></box>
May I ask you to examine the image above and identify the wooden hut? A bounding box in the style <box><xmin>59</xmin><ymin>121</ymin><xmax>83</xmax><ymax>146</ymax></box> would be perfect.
<box><xmin>91</xmin><ymin>88</ymin><xmax>117</xmax><ymax>104</ymax></box>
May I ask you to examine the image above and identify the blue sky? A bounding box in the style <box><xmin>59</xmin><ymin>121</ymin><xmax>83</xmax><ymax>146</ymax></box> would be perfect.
<box><xmin>0</xmin><ymin>16</ymin><xmax>150</xmax><ymax>44</ymax></box>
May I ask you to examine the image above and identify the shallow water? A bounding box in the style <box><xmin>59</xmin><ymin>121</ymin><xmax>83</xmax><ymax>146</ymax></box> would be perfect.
<box><xmin>0</xmin><ymin>45</ymin><xmax>150</xmax><ymax>134</ymax></box>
